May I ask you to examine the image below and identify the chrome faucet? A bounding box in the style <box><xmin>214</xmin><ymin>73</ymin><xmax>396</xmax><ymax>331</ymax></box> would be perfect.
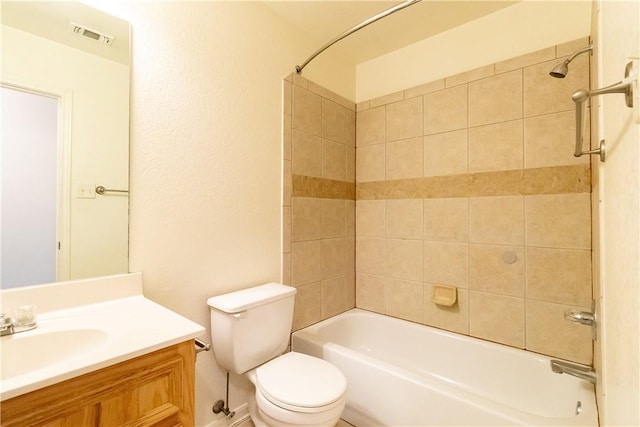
<box><xmin>550</xmin><ymin>359</ymin><xmax>597</xmax><ymax>384</ymax></box>
<box><xmin>0</xmin><ymin>306</ymin><xmax>37</xmax><ymax>336</ymax></box>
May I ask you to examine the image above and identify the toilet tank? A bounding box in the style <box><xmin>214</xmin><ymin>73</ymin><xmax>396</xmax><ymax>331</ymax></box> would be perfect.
<box><xmin>207</xmin><ymin>283</ymin><xmax>297</xmax><ymax>374</ymax></box>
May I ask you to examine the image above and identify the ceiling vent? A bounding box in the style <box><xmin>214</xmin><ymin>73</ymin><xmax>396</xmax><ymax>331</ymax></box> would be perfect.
<box><xmin>69</xmin><ymin>23</ymin><xmax>114</xmax><ymax>46</ymax></box>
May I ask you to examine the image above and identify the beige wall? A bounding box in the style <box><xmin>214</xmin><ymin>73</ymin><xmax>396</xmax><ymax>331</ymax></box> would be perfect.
<box><xmin>86</xmin><ymin>2</ymin><xmax>355</xmax><ymax>425</ymax></box>
<box><xmin>282</xmin><ymin>74</ymin><xmax>357</xmax><ymax>330</ymax></box>
<box><xmin>592</xmin><ymin>0</ymin><xmax>640</xmax><ymax>424</ymax></box>
<box><xmin>356</xmin><ymin>0</ymin><xmax>592</xmax><ymax>102</ymax></box>
<box><xmin>354</xmin><ymin>38</ymin><xmax>594</xmax><ymax>365</ymax></box>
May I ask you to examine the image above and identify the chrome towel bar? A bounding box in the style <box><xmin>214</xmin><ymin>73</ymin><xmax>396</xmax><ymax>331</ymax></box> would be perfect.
<box><xmin>195</xmin><ymin>338</ymin><xmax>211</xmax><ymax>355</ymax></box>
<box><xmin>95</xmin><ymin>185</ymin><xmax>129</xmax><ymax>195</ymax></box>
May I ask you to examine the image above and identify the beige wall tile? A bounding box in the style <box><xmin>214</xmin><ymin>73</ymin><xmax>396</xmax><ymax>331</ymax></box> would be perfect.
<box><xmin>386</xmin><ymin>279</ymin><xmax>424</xmax><ymax>323</ymax></box>
<box><xmin>308</xmin><ymin>80</ymin><xmax>335</xmax><ymax>101</ymax></box>
<box><xmin>386</xmin><ymin>97</ymin><xmax>423</xmax><ymax>142</ymax></box>
<box><xmin>356</xmin><ymin>106</ymin><xmax>385</xmax><ymax>146</ymax></box>
<box><xmin>322</xmin><ymin>139</ymin><xmax>347</xmax><ymax>181</ymax></box>
<box><xmin>291</xmin><ymin>240</ymin><xmax>321</xmax><ymax>285</ymax></box>
<box><xmin>424</xmin><ymin>241</ymin><xmax>469</xmax><ymax>287</ymax></box>
<box><xmin>356</xmin><ymin>100</ymin><xmax>370</xmax><ymax>112</ymax></box>
<box><xmin>469</xmin><ymin>196</ymin><xmax>525</xmax><ymax>245</ymax></box>
<box><xmin>424</xmin><ymin>130</ymin><xmax>468</xmax><ymax>177</ymax></box>
<box><xmin>424</xmin><ymin>198</ymin><xmax>469</xmax><ymax>242</ymax></box>
<box><xmin>370</xmin><ymin>90</ymin><xmax>404</xmax><ymax>108</ymax></box>
<box><xmin>322</xmin><ymin>238</ymin><xmax>349</xmax><ymax>279</ymax></box>
<box><xmin>283</xmin><ymin>80</ymin><xmax>292</xmax><ymax>115</ymax></box>
<box><xmin>356</xmin><ymin>273</ymin><xmax>386</xmax><ymax>313</ymax></box>
<box><xmin>469</xmin><ymin>120</ymin><xmax>523</xmax><ymax>173</ymax></box>
<box><xmin>292</xmin><ymin>130</ymin><xmax>322</xmax><ymax>177</ymax></box>
<box><xmin>283</xmin><ymin>206</ymin><xmax>291</xmax><ymax>253</ymax></box>
<box><xmin>293</xmin><ymin>282</ymin><xmax>321</xmax><ymax>330</ymax></box>
<box><xmin>495</xmin><ymin>47</ymin><xmax>555</xmax><ymax>74</ymax></box>
<box><xmin>335</xmin><ymin>94</ymin><xmax>356</xmax><ymax>112</ymax></box>
<box><xmin>526</xmin><ymin>299</ymin><xmax>592</xmax><ymax>364</ymax></box>
<box><xmin>292</xmin><ymin>73</ymin><xmax>308</xmax><ymax>89</ymax></box>
<box><xmin>346</xmin><ymin>110</ymin><xmax>356</xmax><ymax>147</ymax></box>
<box><xmin>525</xmin><ymin>193</ymin><xmax>591</xmax><ymax>249</ymax></box>
<box><xmin>386</xmin><ymin>238</ymin><xmax>423</xmax><ymax>282</ymax></box>
<box><xmin>386</xmin><ymin>137</ymin><xmax>424</xmax><ymax>180</ymax></box>
<box><xmin>356</xmin><ymin>144</ymin><xmax>385</xmax><ymax>182</ymax></box>
<box><xmin>345</xmin><ymin>200</ymin><xmax>355</xmax><ymax>236</ymax></box>
<box><xmin>424</xmin><ymin>85</ymin><xmax>468</xmax><ymax>135</ymax></box>
<box><xmin>526</xmin><ymin>247</ymin><xmax>592</xmax><ymax>306</ymax></box>
<box><xmin>346</xmin><ymin>274</ymin><xmax>356</xmax><ymax>309</ymax></box>
<box><xmin>282</xmin><ymin>252</ymin><xmax>291</xmax><ymax>285</ymax></box>
<box><xmin>356</xmin><ymin>237</ymin><xmax>386</xmax><ymax>276</ymax></box>
<box><xmin>346</xmin><ymin>146</ymin><xmax>356</xmax><ymax>183</ymax></box>
<box><xmin>404</xmin><ymin>79</ymin><xmax>445</xmax><ymax>99</ymax></box>
<box><xmin>424</xmin><ymin>284</ymin><xmax>469</xmax><ymax>334</ymax></box>
<box><xmin>556</xmin><ymin>37</ymin><xmax>591</xmax><ymax>57</ymax></box>
<box><xmin>346</xmin><ymin>237</ymin><xmax>355</xmax><ymax>274</ymax></box>
<box><xmin>321</xmin><ymin>275</ymin><xmax>349</xmax><ymax>319</ymax></box>
<box><xmin>468</xmin><ymin>244</ymin><xmax>525</xmax><ymax>297</ymax></box>
<box><xmin>321</xmin><ymin>199</ymin><xmax>346</xmax><ymax>239</ymax></box>
<box><xmin>322</xmin><ymin>98</ymin><xmax>346</xmax><ymax>143</ymax></box>
<box><xmin>356</xmin><ymin>200</ymin><xmax>385</xmax><ymax>237</ymax></box>
<box><xmin>283</xmin><ymin>160</ymin><xmax>291</xmax><ymax>206</ymax></box>
<box><xmin>292</xmin><ymin>197</ymin><xmax>321</xmax><ymax>241</ymax></box>
<box><xmin>469</xmin><ymin>291</ymin><xmax>525</xmax><ymax>348</ymax></box>
<box><xmin>292</xmin><ymin>86</ymin><xmax>321</xmax><ymax>136</ymax></box>
<box><xmin>524</xmin><ymin>55</ymin><xmax>589</xmax><ymax>117</ymax></box>
<box><xmin>524</xmin><ymin>111</ymin><xmax>589</xmax><ymax>169</ymax></box>
<box><xmin>386</xmin><ymin>199</ymin><xmax>423</xmax><ymax>239</ymax></box>
<box><xmin>446</xmin><ymin>64</ymin><xmax>495</xmax><ymax>87</ymax></box>
<box><xmin>469</xmin><ymin>70</ymin><xmax>522</xmax><ymax>127</ymax></box>
<box><xmin>283</xmin><ymin>113</ymin><xmax>292</xmax><ymax>161</ymax></box>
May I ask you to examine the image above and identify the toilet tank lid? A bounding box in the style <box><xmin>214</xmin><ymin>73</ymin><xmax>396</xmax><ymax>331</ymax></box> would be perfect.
<box><xmin>207</xmin><ymin>283</ymin><xmax>296</xmax><ymax>313</ymax></box>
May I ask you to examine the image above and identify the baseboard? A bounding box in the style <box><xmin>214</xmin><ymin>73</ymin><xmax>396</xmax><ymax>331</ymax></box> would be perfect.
<box><xmin>206</xmin><ymin>403</ymin><xmax>250</xmax><ymax>427</ymax></box>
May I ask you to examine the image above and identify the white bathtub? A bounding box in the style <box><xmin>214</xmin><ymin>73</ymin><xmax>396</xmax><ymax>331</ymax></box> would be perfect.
<box><xmin>291</xmin><ymin>309</ymin><xmax>597</xmax><ymax>427</ymax></box>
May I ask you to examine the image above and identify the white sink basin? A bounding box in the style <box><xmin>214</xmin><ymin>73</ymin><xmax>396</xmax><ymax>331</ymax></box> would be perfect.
<box><xmin>1</xmin><ymin>327</ymin><xmax>109</xmax><ymax>380</ymax></box>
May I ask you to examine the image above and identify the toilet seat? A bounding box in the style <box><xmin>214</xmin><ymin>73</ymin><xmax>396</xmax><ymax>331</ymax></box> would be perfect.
<box><xmin>255</xmin><ymin>352</ymin><xmax>347</xmax><ymax>413</ymax></box>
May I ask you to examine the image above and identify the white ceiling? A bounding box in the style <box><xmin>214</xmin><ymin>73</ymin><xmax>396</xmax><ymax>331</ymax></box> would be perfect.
<box><xmin>264</xmin><ymin>0</ymin><xmax>520</xmax><ymax>67</ymax></box>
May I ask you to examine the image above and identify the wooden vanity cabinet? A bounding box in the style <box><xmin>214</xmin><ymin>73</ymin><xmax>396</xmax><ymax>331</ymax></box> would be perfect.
<box><xmin>1</xmin><ymin>340</ymin><xmax>195</xmax><ymax>427</ymax></box>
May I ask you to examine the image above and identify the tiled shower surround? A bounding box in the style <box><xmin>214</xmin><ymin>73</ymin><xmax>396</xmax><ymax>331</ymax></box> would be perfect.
<box><xmin>283</xmin><ymin>37</ymin><xmax>593</xmax><ymax>365</ymax></box>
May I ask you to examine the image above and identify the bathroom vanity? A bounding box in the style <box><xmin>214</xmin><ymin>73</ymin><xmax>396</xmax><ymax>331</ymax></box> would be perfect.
<box><xmin>0</xmin><ymin>273</ymin><xmax>205</xmax><ymax>426</ymax></box>
<box><xmin>1</xmin><ymin>341</ymin><xmax>194</xmax><ymax>426</ymax></box>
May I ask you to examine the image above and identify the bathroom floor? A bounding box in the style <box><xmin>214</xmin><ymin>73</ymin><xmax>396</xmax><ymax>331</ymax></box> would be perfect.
<box><xmin>238</xmin><ymin>418</ymin><xmax>355</xmax><ymax>427</ymax></box>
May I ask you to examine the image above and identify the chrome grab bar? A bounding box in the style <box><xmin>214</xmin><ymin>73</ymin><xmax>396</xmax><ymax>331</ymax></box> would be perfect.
<box><xmin>550</xmin><ymin>359</ymin><xmax>597</xmax><ymax>384</ymax></box>
<box><xmin>572</xmin><ymin>61</ymin><xmax>636</xmax><ymax>162</ymax></box>
<box><xmin>96</xmin><ymin>186</ymin><xmax>129</xmax><ymax>195</ymax></box>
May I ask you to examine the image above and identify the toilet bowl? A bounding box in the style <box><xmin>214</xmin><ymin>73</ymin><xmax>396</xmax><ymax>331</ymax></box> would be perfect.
<box><xmin>246</xmin><ymin>352</ymin><xmax>347</xmax><ymax>427</ymax></box>
<box><xmin>208</xmin><ymin>283</ymin><xmax>347</xmax><ymax>427</ymax></box>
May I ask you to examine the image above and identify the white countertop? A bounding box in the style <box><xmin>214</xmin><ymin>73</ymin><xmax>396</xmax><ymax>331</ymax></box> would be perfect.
<box><xmin>0</xmin><ymin>273</ymin><xmax>205</xmax><ymax>400</ymax></box>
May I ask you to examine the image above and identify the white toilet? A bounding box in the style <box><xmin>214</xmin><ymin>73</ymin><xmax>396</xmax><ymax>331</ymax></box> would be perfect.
<box><xmin>207</xmin><ymin>283</ymin><xmax>347</xmax><ymax>427</ymax></box>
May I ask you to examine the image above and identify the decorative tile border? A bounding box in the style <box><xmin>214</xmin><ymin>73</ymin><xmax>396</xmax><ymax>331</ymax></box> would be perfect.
<box><xmin>292</xmin><ymin>175</ymin><xmax>356</xmax><ymax>200</ymax></box>
<box><xmin>356</xmin><ymin>164</ymin><xmax>590</xmax><ymax>200</ymax></box>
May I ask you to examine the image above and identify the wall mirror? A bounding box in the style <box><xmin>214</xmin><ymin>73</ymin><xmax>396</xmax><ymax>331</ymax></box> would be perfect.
<box><xmin>1</xmin><ymin>1</ymin><xmax>130</xmax><ymax>289</ymax></box>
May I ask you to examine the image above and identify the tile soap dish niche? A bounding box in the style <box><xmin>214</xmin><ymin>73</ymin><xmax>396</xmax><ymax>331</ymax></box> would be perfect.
<box><xmin>432</xmin><ymin>285</ymin><xmax>457</xmax><ymax>307</ymax></box>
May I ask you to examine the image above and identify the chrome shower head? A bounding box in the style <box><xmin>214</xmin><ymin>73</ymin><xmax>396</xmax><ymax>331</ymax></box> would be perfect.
<box><xmin>549</xmin><ymin>60</ymin><xmax>570</xmax><ymax>78</ymax></box>
<box><xmin>549</xmin><ymin>44</ymin><xmax>593</xmax><ymax>78</ymax></box>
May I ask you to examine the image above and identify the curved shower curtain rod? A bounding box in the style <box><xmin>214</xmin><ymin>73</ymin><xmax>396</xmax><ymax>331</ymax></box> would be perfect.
<box><xmin>295</xmin><ymin>0</ymin><xmax>422</xmax><ymax>74</ymax></box>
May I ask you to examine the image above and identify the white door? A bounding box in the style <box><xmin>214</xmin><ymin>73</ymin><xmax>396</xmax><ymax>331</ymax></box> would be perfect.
<box><xmin>1</xmin><ymin>86</ymin><xmax>59</xmax><ymax>288</ymax></box>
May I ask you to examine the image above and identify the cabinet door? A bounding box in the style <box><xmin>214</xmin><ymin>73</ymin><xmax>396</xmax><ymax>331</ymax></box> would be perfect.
<box><xmin>1</xmin><ymin>341</ymin><xmax>195</xmax><ymax>427</ymax></box>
